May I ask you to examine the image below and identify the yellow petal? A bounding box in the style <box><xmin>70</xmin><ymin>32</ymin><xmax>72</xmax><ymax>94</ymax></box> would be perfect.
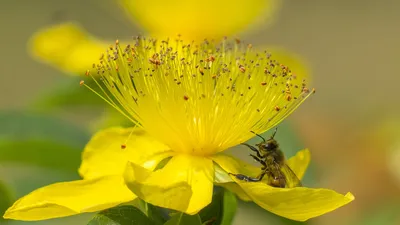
<box><xmin>238</xmin><ymin>183</ymin><xmax>354</xmax><ymax>221</ymax></box>
<box><xmin>212</xmin><ymin>149</ymin><xmax>309</xmax><ymax>181</ymax></box>
<box><xmin>120</xmin><ymin>0</ymin><xmax>280</xmax><ymax>41</ymax></box>
<box><xmin>3</xmin><ymin>176</ymin><xmax>135</xmax><ymax>221</ymax></box>
<box><xmin>286</xmin><ymin>149</ymin><xmax>311</xmax><ymax>180</ymax></box>
<box><xmin>124</xmin><ymin>154</ymin><xmax>214</xmax><ymax>214</ymax></box>
<box><xmin>212</xmin><ymin>151</ymin><xmax>354</xmax><ymax>221</ymax></box>
<box><xmin>212</xmin><ymin>154</ymin><xmax>259</xmax><ymax>201</ymax></box>
<box><xmin>79</xmin><ymin>127</ymin><xmax>173</xmax><ymax>179</ymax></box>
<box><xmin>217</xmin><ymin>183</ymin><xmax>251</xmax><ymax>202</ymax></box>
<box><xmin>28</xmin><ymin>23</ymin><xmax>107</xmax><ymax>76</ymax></box>
<box><xmin>212</xmin><ymin>153</ymin><xmax>260</xmax><ymax>179</ymax></box>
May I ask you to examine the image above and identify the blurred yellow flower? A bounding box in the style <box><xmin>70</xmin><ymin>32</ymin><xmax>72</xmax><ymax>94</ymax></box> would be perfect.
<box><xmin>28</xmin><ymin>0</ymin><xmax>283</xmax><ymax>76</ymax></box>
<box><xmin>120</xmin><ymin>0</ymin><xmax>278</xmax><ymax>40</ymax></box>
<box><xmin>5</xmin><ymin>38</ymin><xmax>353</xmax><ymax>221</ymax></box>
<box><xmin>29</xmin><ymin>23</ymin><xmax>108</xmax><ymax>76</ymax></box>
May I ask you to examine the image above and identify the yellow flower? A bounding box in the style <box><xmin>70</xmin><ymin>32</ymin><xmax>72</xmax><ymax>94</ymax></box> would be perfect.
<box><xmin>4</xmin><ymin>38</ymin><xmax>353</xmax><ymax>221</ymax></box>
<box><xmin>28</xmin><ymin>0</ymin><xmax>280</xmax><ymax>75</ymax></box>
<box><xmin>120</xmin><ymin>0</ymin><xmax>278</xmax><ymax>40</ymax></box>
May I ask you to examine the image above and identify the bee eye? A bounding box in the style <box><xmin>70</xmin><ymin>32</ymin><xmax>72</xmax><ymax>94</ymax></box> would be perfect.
<box><xmin>263</xmin><ymin>143</ymin><xmax>275</xmax><ymax>150</ymax></box>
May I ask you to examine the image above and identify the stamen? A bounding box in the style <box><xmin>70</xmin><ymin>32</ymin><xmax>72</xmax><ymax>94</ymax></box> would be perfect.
<box><xmin>81</xmin><ymin>37</ymin><xmax>315</xmax><ymax>155</ymax></box>
<box><xmin>120</xmin><ymin>128</ymin><xmax>136</xmax><ymax>150</ymax></box>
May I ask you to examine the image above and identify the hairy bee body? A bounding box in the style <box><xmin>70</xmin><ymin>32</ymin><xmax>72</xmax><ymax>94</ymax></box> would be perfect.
<box><xmin>230</xmin><ymin>129</ymin><xmax>302</xmax><ymax>188</ymax></box>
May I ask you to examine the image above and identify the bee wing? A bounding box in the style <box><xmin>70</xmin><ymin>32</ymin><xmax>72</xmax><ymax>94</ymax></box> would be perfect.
<box><xmin>278</xmin><ymin>163</ymin><xmax>302</xmax><ymax>188</ymax></box>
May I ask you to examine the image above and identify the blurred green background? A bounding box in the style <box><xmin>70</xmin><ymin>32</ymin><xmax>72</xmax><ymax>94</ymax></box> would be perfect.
<box><xmin>1</xmin><ymin>0</ymin><xmax>400</xmax><ymax>224</ymax></box>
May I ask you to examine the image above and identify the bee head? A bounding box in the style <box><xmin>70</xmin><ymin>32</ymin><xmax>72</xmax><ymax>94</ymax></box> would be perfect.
<box><xmin>257</xmin><ymin>138</ymin><xmax>279</xmax><ymax>151</ymax></box>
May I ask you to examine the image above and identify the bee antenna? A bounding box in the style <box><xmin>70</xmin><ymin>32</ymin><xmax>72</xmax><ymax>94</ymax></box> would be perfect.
<box><xmin>250</xmin><ymin>131</ymin><xmax>266</xmax><ymax>142</ymax></box>
<box><xmin>271</xmin><ymin>127</ymin><xmax>278</xmax><ymax>139</ymax></box>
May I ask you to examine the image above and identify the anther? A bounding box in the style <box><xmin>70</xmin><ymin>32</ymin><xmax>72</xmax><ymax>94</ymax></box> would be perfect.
<box><xmin>149</xmin><ymin>58</ymin><xmax>161</xmax><ymax>65</ymax></box>
<box><xmin>183</xmin><ymin>95</ymin><xmax>189</xmax><ymax>100</ymax></box>
<box><xmin>206</xmin><ymin>55</ymin><xmax>215</xmax><ymax>62</ymax></box>
<box><xmin>121</xmin><ymin>144</ymin><xmax>126</xmax><ymax>149</ymax></box>
<box><xmin>79</xmin><ymin>80</ymin><xmax>84</xmax><ymax>86</ymax></box>
<box><xmin>274</xmin><ymin>106</ymin><xmax>281</xmax><ymax>111</ymax></box>
<box><xmin>261</xmin><ymin>82</ymin><xmax>267</xmax><ymax>86</ymax></box>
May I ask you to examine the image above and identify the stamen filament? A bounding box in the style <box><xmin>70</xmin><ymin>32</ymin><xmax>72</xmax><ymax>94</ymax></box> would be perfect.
<box><xmin>82</xmin><ymin>37</ymin><xmax>314</xmax><ymax>155</ymax></box>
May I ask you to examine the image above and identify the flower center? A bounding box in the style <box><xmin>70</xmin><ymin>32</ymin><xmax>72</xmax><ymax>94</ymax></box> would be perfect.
<box><xmin>82</xmin><ymin>37</ymin><xmax>314</xmax><ymax>156</ymax></box>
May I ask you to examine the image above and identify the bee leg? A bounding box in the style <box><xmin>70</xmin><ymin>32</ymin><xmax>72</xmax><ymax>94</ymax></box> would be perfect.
<box><xmin>241</xmin><ymin>143</ymin><xmax>263</xmax><ymax>158</ymax></box>
<box><xmin>228</xmin><ymin>173</ymin><xmax>263</xmax><ymax>182</ymax></box>
<box><xmin>256</xmin><ymin>171</ymin><xmax>267</xmax><ymax>180</ymax></box>
<box><xmin>249</xmin><ymin>154</ymin><xmax>267</xmax><ymax>167</ymax></box>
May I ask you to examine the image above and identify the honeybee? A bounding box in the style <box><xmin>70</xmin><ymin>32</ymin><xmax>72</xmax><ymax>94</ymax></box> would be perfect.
<box><xmin>229</xmin><ymin>128</ymin><xmax>302</xmax><ymax>188</ymax></box>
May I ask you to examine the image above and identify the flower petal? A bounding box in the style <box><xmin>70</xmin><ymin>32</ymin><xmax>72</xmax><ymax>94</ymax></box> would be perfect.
<box><xmin>119</xmin><ymin>0</ymin><xmax>279</xmax><ymax>40</ymax></box>
<box><xmin>212</xmin><ymin>153</ymin><xmax>260</xmax><ymax>180</ymax></box>
<box><xmin>79</xmin><ymin>127</ymin><xmax>172</xmax><ymax>179</ymax></box>
<box><xmin>28</xmin><ymin>23</ymin><xmax>107</xmax><ymax>75</ymax></box>
<box><xmin>212</xmin><ymin>151</ymin><xmax>354</xmax><ymax>221</ymax></box>
<box><xmin>124</xmin><ymin>154</ymin><xmax>214</xmax><ymax>214</ymax></box>
<box><xmin>286</xmin><ymin>149</ymin><xmax>311</xmax><ymax>180</ymax></box>
<box><xmin>217</xmin><ymin>183</ymin><xmax>251</xmax><ymax>202</ymax></box>
<box><xmin>3</xmin><ymin>176</ymin><xmax>135</xmax><ymax>221</ymax></box>
<box><xmin>238</xmin><ymin>183</ymin><xmax>354</xmax><ymax>221</ymax></box>
<box><xmin>212</xmin><ymin>153</ymin><xmax>258</xmax><ymax>201</ymax></box>
<box><xmin>213</xmin><ymin>149</ymin><xmax>310</xmax><ymax>181</ymax></box>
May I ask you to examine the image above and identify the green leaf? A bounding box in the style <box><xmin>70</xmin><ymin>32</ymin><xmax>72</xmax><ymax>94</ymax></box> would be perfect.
<box><xmin>0</xmin><ymin>140</ymin><xmax>82</xmax><ymax>172</ymax></box>
<box><xmin>30</xmin><ymin>77</ymin><xmax>133</xmax><ymax>129</ymax></box>
<box><xmin>87</xmin><ymin>205</ymin><xmax>155</xmax><ymax>225</ymax></box>
<box><xmin>199</xmin><ymin>188</ymin><xmax>237</xmax><ymax>225</ymax></box>
<box><xmin>31</xmin><ymin>77</ymin><xmax>105</xmax><ymax>110</ymax></box>
<box><xmin>0</xmin><ymin>180</ymin><xmax>13</xmax><ymax>221</ymax></box>
<box><xmin>132</xmin><ymin>199</ymin><xmax>166</xmax><ymax>225</ymax></box>
<box><xmin>164</xmin><ymin>213</ymin><xmax>202</xmax><ymax>225</ymax></box>
<box><xmin>0</xmin><ymin>111</ymin><xmax>89</xmax><ymax>148</ymax></box>
<box><xmin>235</xmin><ymin>201</ymin><xmax>308</xmax><ymax>225</ymax></box>
<box><xmin>147</xmin><ymin>204</ymin><xmax>167</xmax><ymax>225</ymax></box>
<box><xmin>220</xmin><ymin>190</ymin><xmax>237</xmax><ymax>225</ymax></box>
<box><xmin>0</xmin><ymin>111</ymin><xmax>89</xmax><ymax>172</ymax></box>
